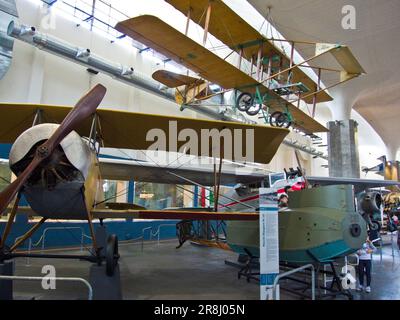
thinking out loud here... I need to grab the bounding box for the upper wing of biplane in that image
[99,157,267,186]
[0,103,288,164]
[116,15,268,91]
[315,43,365,80]
[115,15,328,134]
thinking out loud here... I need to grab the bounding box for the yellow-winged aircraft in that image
[0,84,289,275]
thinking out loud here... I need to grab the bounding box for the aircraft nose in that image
[349,223,361,237]
[342,212,367,250]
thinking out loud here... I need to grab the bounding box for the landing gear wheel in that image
[245,103,262,116]
[0,244,11,263]
[269,111,292,128]
[370,220,381,232]
[106,234,119,276]
[236,92,253,112]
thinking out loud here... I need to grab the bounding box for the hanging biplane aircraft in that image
[0,84,291,275]
[115,0,365,135]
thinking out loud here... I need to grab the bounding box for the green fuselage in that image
[226,185,367,264]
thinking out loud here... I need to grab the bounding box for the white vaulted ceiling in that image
[247,0,400,157]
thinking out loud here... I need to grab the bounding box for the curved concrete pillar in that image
[386,143,399,161]
[328,95,352,121]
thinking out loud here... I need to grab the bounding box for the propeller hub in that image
[37,145,49,158]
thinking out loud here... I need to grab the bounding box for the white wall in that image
[352,110,387,179]
[0,0,191,118]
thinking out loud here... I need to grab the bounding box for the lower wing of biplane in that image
[99,156,268,186]
[115,15,329,135]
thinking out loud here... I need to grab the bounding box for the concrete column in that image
[327,120,360,178]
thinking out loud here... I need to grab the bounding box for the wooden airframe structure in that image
[115,0,365,135]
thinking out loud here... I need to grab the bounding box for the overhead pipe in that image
[7,21,328,160]
[7,21,176,100]
[181,104,256,124]
[7,21,248,123]
[282,139,328,160]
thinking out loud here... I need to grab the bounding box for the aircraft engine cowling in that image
[359,192,383,213]
[8,123,94,219]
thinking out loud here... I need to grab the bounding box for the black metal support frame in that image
[226,256,354,300]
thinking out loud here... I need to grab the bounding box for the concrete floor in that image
[8,237,400,300]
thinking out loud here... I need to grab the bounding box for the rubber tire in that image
[106,234,119,277]
[269,111,292,128]
[370,220,381,232]
[246,103,262,116]
[236,92,253,112]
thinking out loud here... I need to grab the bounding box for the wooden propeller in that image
[0,84,107,214]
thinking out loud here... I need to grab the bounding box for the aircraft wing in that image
[152,70,204,88]
[115,15,328,134]
[3,206,258,220]
[99,157,267,186]
[92,209,258,221]
[0,103,288,164]
[307,176,400,193]
[116,15,267,92]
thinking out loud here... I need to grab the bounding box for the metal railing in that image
[141,226,153,252]
[0,275,93,300]
[15,224,176,257]
[156,224,176,246]
[272,264,315,300]
[140,224,176,251]
[371,237,383,263]
[41,227,85,252]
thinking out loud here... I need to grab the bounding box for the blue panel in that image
[193,185,198,207]
[0,144,11,158]
[0,144,29,206]
[0,218,179,249]
[260,274,278,285]
[127,180,135,203]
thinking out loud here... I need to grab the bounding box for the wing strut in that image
[167,171,256,210]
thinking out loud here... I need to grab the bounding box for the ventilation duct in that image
[0,0,18,80]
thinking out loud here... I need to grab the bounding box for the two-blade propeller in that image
[0,84,107,215]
